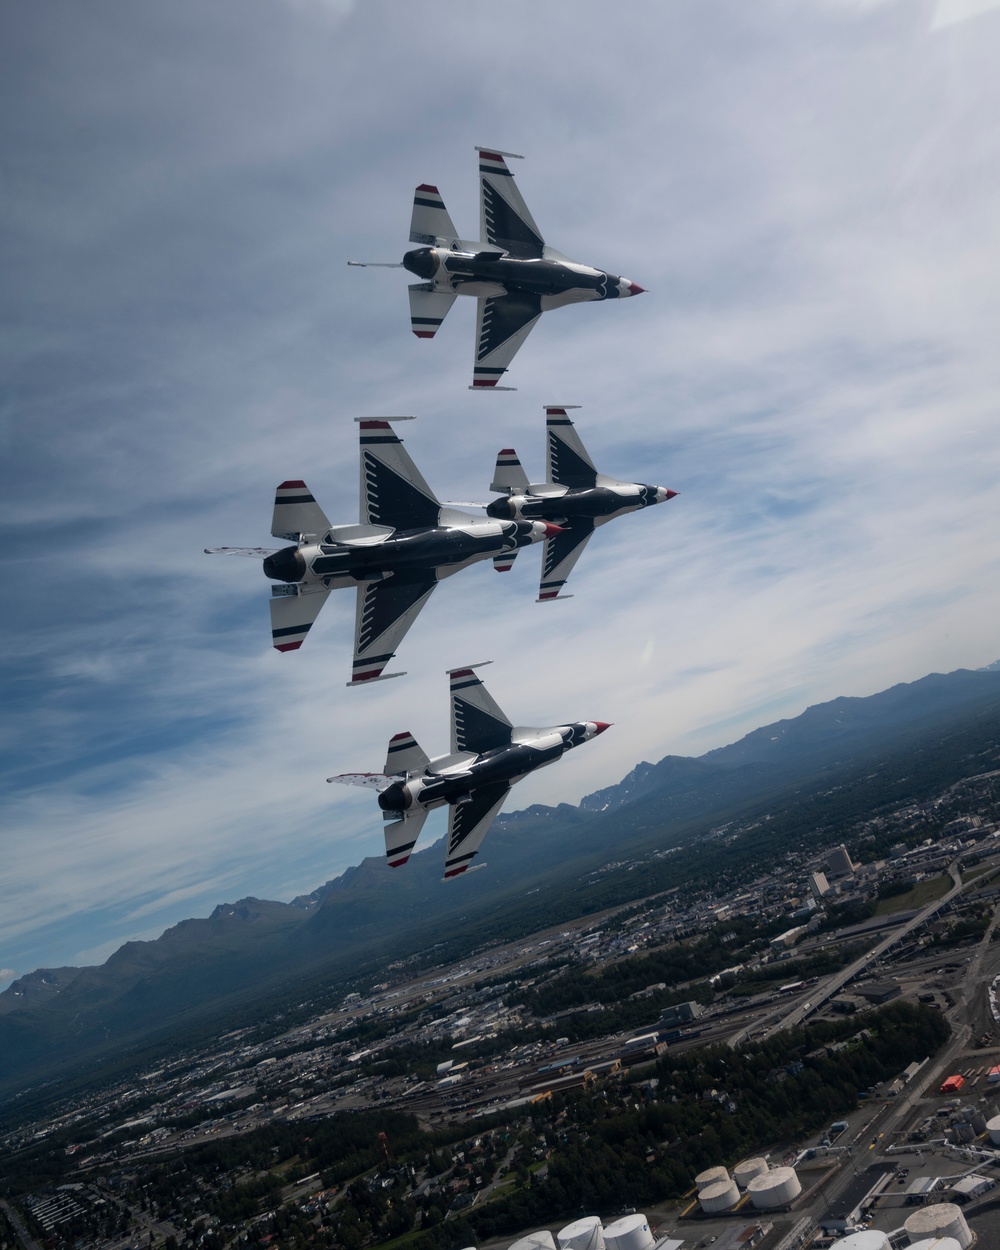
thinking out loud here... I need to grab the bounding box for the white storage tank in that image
[695,1165,731,1191]
[557,1217,606,1250]
[987,1112,1000,1145]
[905,1239,962,1250]
[903,1204,972,1250]
[603,1214,655,1250]
[699,1178,740,1213]
[510,1234,558,1250]
[733,1157,769,1189]
[828,1232,889,1250]
[747,1166,802,1209]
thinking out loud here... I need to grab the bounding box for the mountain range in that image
[3,663,1000,1098]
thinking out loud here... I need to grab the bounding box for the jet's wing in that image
[449,665,512,753]
[444,781,510,878]
[409,183,458,246]
[538,521,596,601]
[384,808,429,869]
[472,293,542,390]
[350,575,436,685]
[546,407,598,489]
[408,282,457,339]
[477,148,544,258]
[271,480,332,541]
[358,419,441,528]
[270,586,332,651]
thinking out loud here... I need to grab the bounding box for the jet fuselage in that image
[263,518,549,588]
[487,484,673,524]
[377,721,605,817]
[403,247,642,306]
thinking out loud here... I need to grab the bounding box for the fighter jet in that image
[206,419,560,685]
[349,147,644,390]
[485,405,678,601]
[328,663,610,878]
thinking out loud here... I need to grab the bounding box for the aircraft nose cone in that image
[591,721,613,735]
[627,282,645,296]
[540,522,566,538]
[660,488,679,502]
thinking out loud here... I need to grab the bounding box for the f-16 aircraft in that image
[206,419,560,685]
[349,147,644,390]
[486,405,678,601]
[328,663,610,878]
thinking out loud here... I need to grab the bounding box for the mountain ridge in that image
[3,662,999,1094]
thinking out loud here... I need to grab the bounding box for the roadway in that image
[730,864,964,1046]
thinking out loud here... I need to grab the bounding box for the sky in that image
[3,0,1000,989]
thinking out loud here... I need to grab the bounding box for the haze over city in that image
[4,0,1000,987]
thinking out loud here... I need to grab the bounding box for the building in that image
[854,982,902,1005]
[820,1165,895,1232]
[810,871,831,899]
[657,1001,703,1029]
[827,845,856,878]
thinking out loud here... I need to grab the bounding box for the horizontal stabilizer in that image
[408,283,457,339]
[384,730,430,775]
[271,480,332,541]
[409,184,458,246]
[492,549,519,573]
[384,808,429,868]
[490,448,529,494]
[269,586,331,651]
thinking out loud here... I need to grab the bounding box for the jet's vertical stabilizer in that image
[490,448,530,494]
[409,184,458,246]
[545,407,597,489]
[271,480,332,541]
[448,663,512,754]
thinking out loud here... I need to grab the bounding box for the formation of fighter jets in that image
[211,148,669,877]
[208,418,560,684]
[350,147,644,390]
[328,663,610,878]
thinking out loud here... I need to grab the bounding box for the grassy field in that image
[874,874,952,916]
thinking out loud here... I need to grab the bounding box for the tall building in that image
[827,845,856,878]
[809,870,831,899]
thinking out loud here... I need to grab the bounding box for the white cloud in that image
[931,0,1000,28]
[3,0,1000,977]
